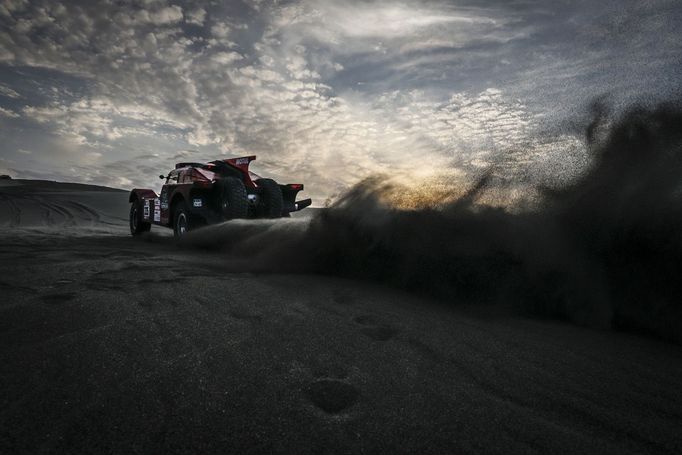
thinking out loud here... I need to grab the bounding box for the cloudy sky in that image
[0,0,679,202]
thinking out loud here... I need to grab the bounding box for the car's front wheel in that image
[173,200,191,239]
[129,201,151,236]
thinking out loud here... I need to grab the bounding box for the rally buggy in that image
[128,156,311,238]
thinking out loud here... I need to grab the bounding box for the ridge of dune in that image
[0,178,126,192]
[0,179,130,230]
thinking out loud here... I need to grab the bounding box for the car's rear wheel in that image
[217,177,248,220]
[129,201,151,235]
[255,178,283,218]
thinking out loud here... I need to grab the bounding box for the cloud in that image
[211,51,243,65]
[149,5,184,25]
[210,21,231,38]
[185,7,206,26]
[0,82,21,98]
[314,3,498,39]
[264,0,527,62]
[21,95,191,153]
[0,106,19,117]
[0,0,678,200]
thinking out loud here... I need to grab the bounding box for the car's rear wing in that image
[204,156,259,188]
[223,156,256,173]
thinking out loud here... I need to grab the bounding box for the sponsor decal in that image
[144,200,150,218]
[235,158,249,165]
[161,202,168,210]
[154,198,160,207]
[154,208,160,222]
[193,198,202,208]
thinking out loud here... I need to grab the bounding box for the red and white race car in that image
[128,156,311,238]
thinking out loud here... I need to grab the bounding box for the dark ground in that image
[1,181,682,453]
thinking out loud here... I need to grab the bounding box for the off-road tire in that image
[255,178,283,218]
[172,199,192,239]
[129,201,151,235]
[216,177,248,220]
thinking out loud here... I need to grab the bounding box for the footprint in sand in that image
[332,289,354,305]
[305,379,360,414]
[353,315,397,341]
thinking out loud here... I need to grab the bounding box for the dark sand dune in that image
[0,179,129,232]
[1,177,682,453]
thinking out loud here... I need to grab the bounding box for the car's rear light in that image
[289,184,303,190]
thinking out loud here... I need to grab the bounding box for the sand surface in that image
[1,180,681,453]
